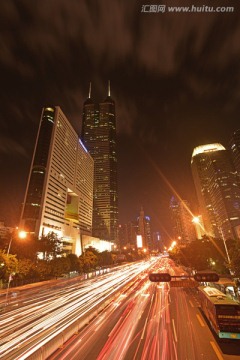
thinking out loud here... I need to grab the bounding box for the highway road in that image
[0,261,155,359]
[49,257,240,360]
[1,257,240,360]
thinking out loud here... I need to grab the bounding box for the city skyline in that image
[0,1,240,243]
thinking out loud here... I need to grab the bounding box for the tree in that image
[0,250,18,283]
[98,250,113,267]
[1,232,38,260]
[35,260,52,280]
[169,239,229,274]
[38,232,62,260]
[50,257,71,278]
[80,250,98,273]
[17,258,36,279]
[67,253,83,273]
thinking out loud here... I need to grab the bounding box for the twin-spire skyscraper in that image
[81,81,118,242]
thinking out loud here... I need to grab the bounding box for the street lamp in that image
[6,229,27,256]
[6,228,18,256]
[5,229,27,307]
[6,235,14,257]
[168,240,177,251]
[218,227,232,271]
[18,230,27,239]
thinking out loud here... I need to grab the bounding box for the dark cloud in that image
[0,0,240,237]
[0,135,27,157]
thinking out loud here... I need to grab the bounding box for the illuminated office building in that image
[191,143,240,240]
[118,221,140,249]
[81,82,118,243]
[20,106,94,255]
[169,197,195,245]
[137,207,152,250]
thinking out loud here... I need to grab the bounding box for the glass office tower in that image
[81,83,118,243]
[191,143,240,240]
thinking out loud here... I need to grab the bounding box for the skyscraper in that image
[169,196,196,245]
[191,143,240,241]
[137,207,152,250]
[81,82,118,243]
[20,106,94,255]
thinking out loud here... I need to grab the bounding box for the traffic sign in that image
[149,273,171,282]
[193,272,219,282]
[170,280,199,288]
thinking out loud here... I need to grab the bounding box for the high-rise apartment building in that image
[152,231,163,252]
[118,222,137,249]
[20,106,94,255]
[191,143,240,241]
[81,82,118,243]
[137,207,152,250]
[169,197,196,245]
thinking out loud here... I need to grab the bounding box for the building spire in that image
[88,82,92,99]
[108,80,110,97]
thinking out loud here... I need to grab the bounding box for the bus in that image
[198,286,240,340]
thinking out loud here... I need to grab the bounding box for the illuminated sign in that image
[137,235,142,248]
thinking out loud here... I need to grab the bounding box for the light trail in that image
[46,257,227,360]
[0,260,156,359]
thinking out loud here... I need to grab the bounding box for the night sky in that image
[0,0,240,243]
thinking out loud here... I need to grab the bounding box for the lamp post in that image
[6,235,14,257]
[5,230,15,307]
[5,230,27,307]
[218,227,231,266]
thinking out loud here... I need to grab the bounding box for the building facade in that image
[169,196,196,245]
[137,207,152,250]
[191,143,240,241]
[19,106,94,255]
[81,83,118,243]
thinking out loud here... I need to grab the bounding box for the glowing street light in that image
[168,240,177,251]
[192,216,200,224]
[192,215,205,239]
[18,230,27,239]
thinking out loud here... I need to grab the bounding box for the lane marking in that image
[172,319,178,342]
[141,293,154,340]
[189,300,194,308]
[210,341,224,360]
[196,314,205,327]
